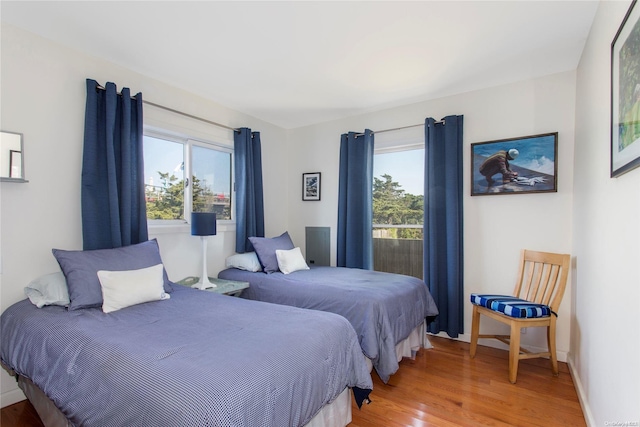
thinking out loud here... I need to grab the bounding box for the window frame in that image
[188,138,234,221]
[143,127,235,231]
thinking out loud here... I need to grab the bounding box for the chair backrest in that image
[513,250,571,312]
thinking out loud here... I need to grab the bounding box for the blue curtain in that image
[424,115,464,338]
[234,128,265,253]
[82,79,147,250]
[337,130,374,269]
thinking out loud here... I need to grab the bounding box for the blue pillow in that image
[53,239,173,311]
[249,232,295,274]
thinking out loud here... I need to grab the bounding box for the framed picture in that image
[302,172,321,201]
[471,132,558,196]
[611,0,640,177]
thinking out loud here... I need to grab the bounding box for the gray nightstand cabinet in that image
[176,277,249,296]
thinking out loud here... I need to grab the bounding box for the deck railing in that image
[373,225,423,280]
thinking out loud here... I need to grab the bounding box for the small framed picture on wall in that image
[302,172,321,201]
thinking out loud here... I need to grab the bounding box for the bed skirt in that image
[18,376,72,427]
[17,375,353,427]
[364,320,431,373]
[303,387,351,427]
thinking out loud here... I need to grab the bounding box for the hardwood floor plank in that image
[1,336,585,426]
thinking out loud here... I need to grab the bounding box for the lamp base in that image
[192,277,217,290]
[192,235,217,290]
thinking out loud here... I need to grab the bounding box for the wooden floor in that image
[350,336,585,427]
[1,336,585,427]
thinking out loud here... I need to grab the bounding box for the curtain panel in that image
[234,128,265,253]
[81,79,147,250]
[423,115,464,338]
[337,130,374,269]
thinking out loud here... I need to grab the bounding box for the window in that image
[143,132,232,222]
[372,147,424,279]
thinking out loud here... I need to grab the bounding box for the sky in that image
[144,136,230,194]
[374,149,424,196]
[143,136,183,187]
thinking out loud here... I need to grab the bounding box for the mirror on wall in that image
[1,131,27,182]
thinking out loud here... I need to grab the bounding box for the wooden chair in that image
[469,249,571,383]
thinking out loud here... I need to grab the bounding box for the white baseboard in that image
[567,356,595,427]
[428,332,568,362]
[1,387,26,408]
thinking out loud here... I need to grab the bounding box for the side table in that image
[176,276,249,296]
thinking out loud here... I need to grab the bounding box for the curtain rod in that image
[94,85,239,133]
[143,100,239,132]
[354,119,445,138]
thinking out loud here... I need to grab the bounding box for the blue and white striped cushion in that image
[470,294,551,318]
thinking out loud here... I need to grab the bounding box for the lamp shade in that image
[191,212,217,236]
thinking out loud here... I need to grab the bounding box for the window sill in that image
[148,221,236,235]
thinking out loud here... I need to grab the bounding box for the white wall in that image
[0,24,289,405]
[572,1,640,425]
[288,71,576,358]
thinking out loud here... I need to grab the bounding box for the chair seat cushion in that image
[470,294,551,318]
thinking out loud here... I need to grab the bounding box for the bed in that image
[0,240,373,427]
[218,234,439,383]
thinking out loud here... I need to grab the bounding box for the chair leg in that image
[548,321,559,376]
[470,306,480,358]
[509,322,521,384]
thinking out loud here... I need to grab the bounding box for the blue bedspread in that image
[218,266,439,383]
[0,285,372,427]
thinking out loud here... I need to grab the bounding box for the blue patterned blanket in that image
[1,285,372,426]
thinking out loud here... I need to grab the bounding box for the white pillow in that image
[275,247,310,274]
[97,264,169,313]
[24,272,70,308]
[225,252,262,272]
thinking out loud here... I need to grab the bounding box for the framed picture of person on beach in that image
[471,132,558,196]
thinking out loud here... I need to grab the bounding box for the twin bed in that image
[0,240,373,427]
[1,234,439,426]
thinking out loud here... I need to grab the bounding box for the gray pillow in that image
[52,239,173,311]
[24,272,70,308]
[249,232,295,274]
[225,252,262,272]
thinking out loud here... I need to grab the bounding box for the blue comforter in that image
[218,266,439,383]
[0,285,372,427]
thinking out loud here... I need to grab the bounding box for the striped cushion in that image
[470,294,551,318]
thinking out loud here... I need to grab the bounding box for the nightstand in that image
[176,276,249,296]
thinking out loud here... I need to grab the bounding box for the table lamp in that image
[191,212,217,289]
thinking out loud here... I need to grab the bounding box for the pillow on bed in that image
[275,247,310,274]
[225,252,262,272]
[52,239,173,311]
[24,272,71,308]
[97,264,169,313]
[249,231,295,273]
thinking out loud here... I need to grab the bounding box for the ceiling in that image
[1,1,599,129]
